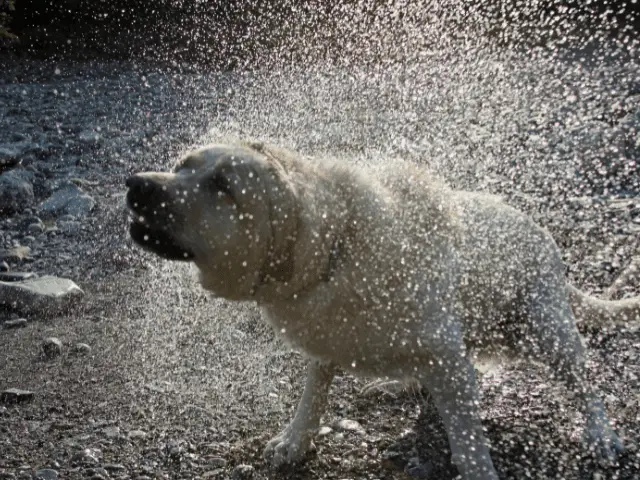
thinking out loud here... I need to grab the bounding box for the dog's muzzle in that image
[126,174,194,261]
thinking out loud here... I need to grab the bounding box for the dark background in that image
[2,1,640,67]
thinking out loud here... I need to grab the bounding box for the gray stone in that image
[102,426,121,438]
[0,272,38,282]
[71,342,91,355]
[334,418,366,435]
[33,469,58,480]
[3,318,27,329]
[27,222,45,235]
[0,246,31,263]
[230,465,255,480]
[58,220,82,236]
[71,448,102,466]
[38,183,95,219]
[0,261,8,272]
[0,143,28,167]
[128,429,147,440]
[102,464,126,473]
[42,337,62,359]
[18,215,43,231]
[206,457,227,468]
[0,388,34,404]
[78,130,103,147]
[0,170,35,215]
[0,275,84,315]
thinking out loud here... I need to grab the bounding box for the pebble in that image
[0,261,8,272]
[0,245,31,262]
[128,429,147,440]
[0,271,37,282]
[33,469,58,480]
[3,318,27,329]
[230,464,255,480]
[206,457,227,468]
[71,448,102,465]
[84,467,110,479]
[0,275,84,315]
[0,388,34,404]
[317,426,333,436]
[102,464,126,473]
[42,337,63,359]
[102,426,121,438]
[71,342,92,355]
[334,418,366,435]
[201,470,224,479]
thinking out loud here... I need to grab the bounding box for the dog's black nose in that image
[126,174,145,189]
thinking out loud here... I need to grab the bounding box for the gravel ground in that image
[1,37,640,480]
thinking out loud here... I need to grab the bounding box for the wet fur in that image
[127,140,638,480]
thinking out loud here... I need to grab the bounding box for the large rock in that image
[0,170,35,216]
[38,183,95,219]
[0,275,84,315]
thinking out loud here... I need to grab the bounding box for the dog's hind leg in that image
[525,283,624,461]
[264,359,334,466]
[417,320,499,480]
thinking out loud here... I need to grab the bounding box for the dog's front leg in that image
[264,359,334,466]
[418,325,499,480]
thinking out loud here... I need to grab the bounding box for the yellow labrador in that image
[126,140,637,480]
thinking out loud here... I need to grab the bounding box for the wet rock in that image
[102,426,121,438]
[42,337,63,359]
[57,219,82,236]
[0,271,38,282]
[0,246,31,263]
[38,183,95,219]
[27,222,45,235]
[0,143,27,172]
[128,430,147,440]
[0,275,84,315]
[84,467,109,479]
[0,170,35,215]
[71,342,91,355]
[334,418,366,435]
[206,457,227,468]
[0,261,8,272]
[33,469,58,480]
[202,470,224,479]
[3,318,27,329]
[230,464,255,480]
[102,464,126,474]
[404,457,433,479]
[0,388,34,404]
[71,448,102,466]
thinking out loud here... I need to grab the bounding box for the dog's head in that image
[126,142,299,298]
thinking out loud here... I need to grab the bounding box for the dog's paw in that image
[263,427,313,467]
[584,423,625,463]
[360,378,421,397]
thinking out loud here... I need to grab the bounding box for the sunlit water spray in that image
[118,0,639,461]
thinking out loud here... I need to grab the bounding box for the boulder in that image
[0,170,35,216]
[38,183,95,219]
[0,275,84,315]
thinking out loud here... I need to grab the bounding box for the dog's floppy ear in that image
[257,147,300,285]
[260,235,296,283]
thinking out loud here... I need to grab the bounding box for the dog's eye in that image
[211,172,235,204]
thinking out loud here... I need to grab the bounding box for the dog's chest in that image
[261,277,433,375]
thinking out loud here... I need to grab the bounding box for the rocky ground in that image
[0,40,640,480]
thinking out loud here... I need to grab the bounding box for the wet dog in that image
[126,140,637,480]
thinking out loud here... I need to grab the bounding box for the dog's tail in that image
[569,284,640,329]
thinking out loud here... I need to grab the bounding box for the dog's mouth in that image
[128,213,195,262]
